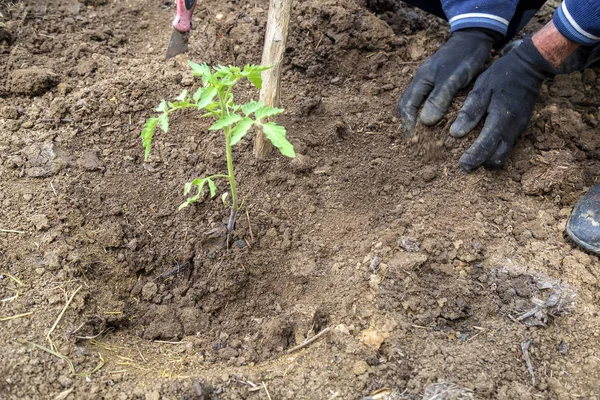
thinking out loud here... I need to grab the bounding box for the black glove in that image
[450,35,557,172]
[398,28,500,135]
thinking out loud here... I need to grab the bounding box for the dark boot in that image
[567,184,600,254]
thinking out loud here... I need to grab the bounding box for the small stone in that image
[398,237,419,252]
[558,341,568,355]
[145,392,160,400]
[141,282,158,301]
[8,67,60,96]
[58,375,73,387]
[78,151,103,171]
[30,214,50,231]
[23,193,33,202]
[234,239,246,249]
[218,347,239,360]
[352,360,369,376]
[21,121,34,129]
[335,324,350,335]
[76,60,97,76]
[289,154,315,173]
[359,328,385,349]
[216,13,224,20]
[583,68,596,84]
[369,256,380,271]
[1,106,18,120]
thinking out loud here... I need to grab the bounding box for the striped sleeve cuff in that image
[553,0,600,46]
[449,13,510,35]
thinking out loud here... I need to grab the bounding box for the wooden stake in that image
[253,0,293,159]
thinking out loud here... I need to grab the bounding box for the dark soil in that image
[1,0,600,399]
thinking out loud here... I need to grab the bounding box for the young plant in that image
[141,63,295,232]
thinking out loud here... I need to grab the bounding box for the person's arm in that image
[441,0,520,36]
[552,0,600,46]
[532,20,580,67]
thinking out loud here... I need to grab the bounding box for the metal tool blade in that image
[165,29,190,59]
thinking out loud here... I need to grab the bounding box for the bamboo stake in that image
[253,0,293,159]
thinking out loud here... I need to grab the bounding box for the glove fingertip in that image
[458,153,480,173]
[449,115,470,138]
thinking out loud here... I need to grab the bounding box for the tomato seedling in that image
[141,63,295,232]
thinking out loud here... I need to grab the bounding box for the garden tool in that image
[165,0,197,59]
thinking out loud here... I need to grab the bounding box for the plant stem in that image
[225,127,238,232]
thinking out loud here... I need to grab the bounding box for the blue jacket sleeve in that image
[553,0,600,45]
[441,0,520,36]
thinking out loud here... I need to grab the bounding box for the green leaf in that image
[242,65,271,89]
[241,100,263,116]
[141,117,159,161]
[207,179,217,198]
[156,100,168,113]
[179,178,209,210]
[221,192,229,205]
[183,181,193,196]
[188,61,212,85]
[158,113,168,134]
[197,86,218,110]
[230,117,254,146]
[192,87,204,103]
[255,105,285,121]
[261,122,295,158]
[176,89,189,102]
[209,114,243,131]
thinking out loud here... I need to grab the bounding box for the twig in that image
[158,261,190,280]
[0,229,26,234]
[246,209,254,242]
[153,340,186,345]
[20,339,75,375]
[46,285,82,341]
[287,327,330,354]
[50,179,57,196]
[521,339,536,385]
[1,290,18,303]
[136,344,147,363]
[3,272,25,286]
[0,311,33,321]
[262,382,272,400]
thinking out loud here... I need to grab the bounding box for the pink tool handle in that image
[172,0,197,32]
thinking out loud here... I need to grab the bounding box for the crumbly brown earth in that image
[1,0,600,399]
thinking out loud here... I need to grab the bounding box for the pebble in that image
[145,392,160,400]
[398,237,419,252]
[369,256,380,272]
[352,360,369,376]
[141,282,158,301]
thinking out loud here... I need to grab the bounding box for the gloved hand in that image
[398,28,500,135]
[450,35,557,172]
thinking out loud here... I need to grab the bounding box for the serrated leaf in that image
[192,87,204,103]
[141,117,159,161]
[242,100,263,116]
[255,105,285,121]
[197,86,218,110]
[243,65,270,89]
[176,89,189,102]
[231,117,253,146]
[158,113,168,134]
[188,61,212,85]
[156,100,168,113]
[261,122,295,158]
[209,114,243,131]
[207,179,216,198]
